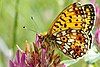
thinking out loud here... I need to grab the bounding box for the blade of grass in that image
[13,0,19,53]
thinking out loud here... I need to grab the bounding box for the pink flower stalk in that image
[95,28,100,47]
[9,34,66,67]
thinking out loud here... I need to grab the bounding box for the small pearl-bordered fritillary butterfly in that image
[42,2,95,59]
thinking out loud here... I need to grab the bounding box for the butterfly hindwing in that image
[54,29,91,59]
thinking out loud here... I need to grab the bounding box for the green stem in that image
[13,0,19,53]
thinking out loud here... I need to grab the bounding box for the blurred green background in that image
[0,0,100,67]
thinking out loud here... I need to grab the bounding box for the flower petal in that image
[9,60,14,67]
[95,28,100,44]
[41,49,46,64]
[96,5,100,17]
[16,50,20,63]
[21,53,26,67]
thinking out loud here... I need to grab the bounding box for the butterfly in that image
[42,2,95,59]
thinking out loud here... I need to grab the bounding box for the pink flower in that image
[9,34,66,67]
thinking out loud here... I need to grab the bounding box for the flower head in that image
[9,34,66,67]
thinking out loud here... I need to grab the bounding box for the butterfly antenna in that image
[23,26,37,33]
[22,16,39,34]
[30,16,39,33]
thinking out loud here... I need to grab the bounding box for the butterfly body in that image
[43,2,95,59]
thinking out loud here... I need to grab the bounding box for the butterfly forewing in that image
[48,3,95,35]
[48,2,84,35]
[81,4,95,34]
